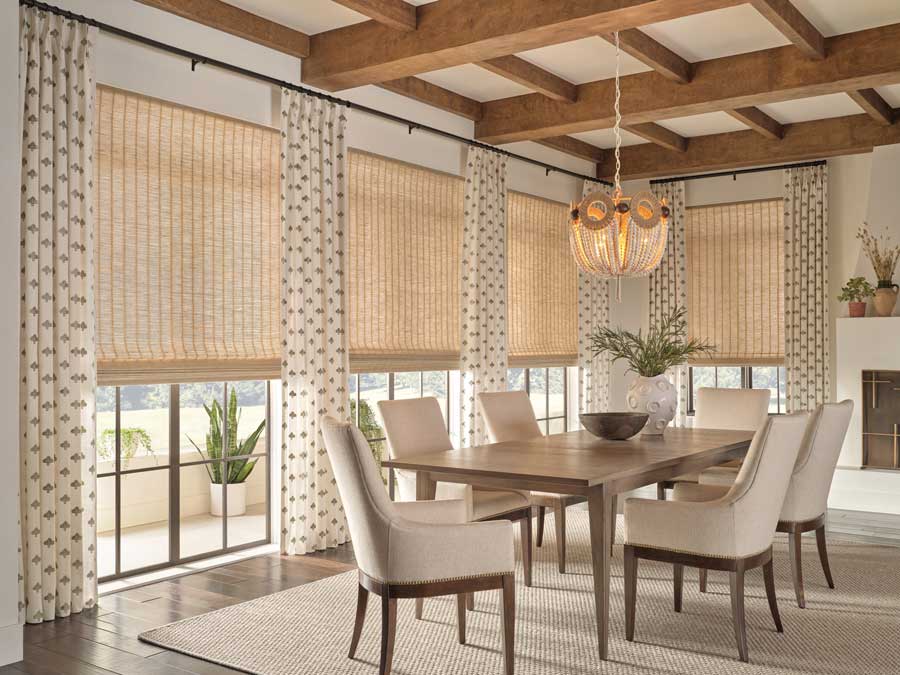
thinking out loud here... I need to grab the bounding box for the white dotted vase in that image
[627,374,677,435]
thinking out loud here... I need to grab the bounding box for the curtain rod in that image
[649,159,827,185]
[20,0,613,187]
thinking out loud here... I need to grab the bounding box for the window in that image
[688,366,787,415]
[509,367,569,434]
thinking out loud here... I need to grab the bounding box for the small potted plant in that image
[837,276,874,317]
[589,306,714,434]
[858,224,900,316]
[188,389,265,517]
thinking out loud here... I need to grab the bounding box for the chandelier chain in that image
[613,31,622,194]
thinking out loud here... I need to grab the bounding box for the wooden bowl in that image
[579,412,648,440]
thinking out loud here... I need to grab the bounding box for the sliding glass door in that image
[97,381,272,582]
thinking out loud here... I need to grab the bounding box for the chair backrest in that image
[378,397,452,501]
[478,390,542,443]
[321,416,396,581]
[694,387,770,431]
[781,400,853,522]
[725,412,810,555]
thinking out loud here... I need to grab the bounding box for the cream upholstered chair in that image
[694,400,853,607]
[478,390,614,572]
[624,412,809,662]
[657,387,770,499]
[378,397,534,598]
[322,416,516,675]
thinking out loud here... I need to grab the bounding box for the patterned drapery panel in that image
[18,6,98,623]
[459,147,509,447]
[649,181,689,427]
[783,165,830,412]
[279,90,350,555]
[577,180,611,415]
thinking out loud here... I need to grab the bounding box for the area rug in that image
[139,511,900,674]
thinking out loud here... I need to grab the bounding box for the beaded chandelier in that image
[569,32,669,299]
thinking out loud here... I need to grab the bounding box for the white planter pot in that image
[627,374,677,435]
[210,482,247,517]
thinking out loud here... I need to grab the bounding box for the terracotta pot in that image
[848,301,867,317]
[873,280,899,317]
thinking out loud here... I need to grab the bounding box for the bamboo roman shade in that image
[347,150,463,372]
[685,199,784,365]
[94,86,281,384]
[507,192,578,366]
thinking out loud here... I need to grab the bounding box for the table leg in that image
[415,471,436,501]
[587,485,612,660]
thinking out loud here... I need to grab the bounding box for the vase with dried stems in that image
[858,224,900,317]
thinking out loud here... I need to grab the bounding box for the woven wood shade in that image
[94,86,281,384]
[685,199,784,366]
[507,191,578,366]
[347,150,463,372]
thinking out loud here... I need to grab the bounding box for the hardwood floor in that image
[9,508,900,674]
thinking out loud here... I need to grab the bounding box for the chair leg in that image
[699,568,708,593]
[520,513,533,587]
[815,525,835,589]
[379,594,397,675]
[763,557,784,633]
[456,593,467,644]
[348,584,369,659]
[788,526,806,609]
[609,496,617,556]
[466,592,475,611]
[729,567,749,663]
[554,500,566,574]
[657,483,667,500]
[414,597,424,619]
[535,506,545,548]
[673,563,684,613]
[500,574,516,675]
[624,545,638,642]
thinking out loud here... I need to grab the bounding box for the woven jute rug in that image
[140,511,900,674]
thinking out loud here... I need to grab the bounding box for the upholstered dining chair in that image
[478,390,615,572]
[694,400,853,607]
[378,397,534,612]
[624,412,810,662]
[657,387,770,499]
[322,416,517,675]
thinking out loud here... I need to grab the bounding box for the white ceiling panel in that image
[791,0,900,36]
[516,37,650,85]
[570,128,647,149]
[641,5,789,63]
[657,112,748,137]
[226,0,436,35]
[418,64,533,102]
[757,93,865,124]
[876,85,900,109]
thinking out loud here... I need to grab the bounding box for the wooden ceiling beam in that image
[726,107,785,140]
[596,112,900,180]
[331,0,417,32]
[475,23,900,144]
[377,77,484,121]
[302,0,744,90]
[749,0,825,60]
[848,89,895,126]
[534,136,605,163]
[623,122,688,152]
[477,56,578,103]
[602,29,692,84]
[135,0,309,58]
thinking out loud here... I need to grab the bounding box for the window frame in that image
[687,365,786,415]
[521,367,569,435]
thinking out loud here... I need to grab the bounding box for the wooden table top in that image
[382,427,754,490]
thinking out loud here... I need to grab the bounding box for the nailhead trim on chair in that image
[377,570,517,585]
[625,542,770,561]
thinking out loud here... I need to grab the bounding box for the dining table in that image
[381,426,755,660]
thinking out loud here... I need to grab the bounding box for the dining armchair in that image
[624,412,809,662]
[478,390,612,572]
[378,397,534,611]
[694,400,853,607]
[322,416,517,675]
[657,387,770,499]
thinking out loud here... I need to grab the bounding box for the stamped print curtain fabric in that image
[577,180,611,414]
[783,165,830,412]
[460,147,509,447]
[279,90,350,555]
[649,181,689,427]
[18,7,98,623]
